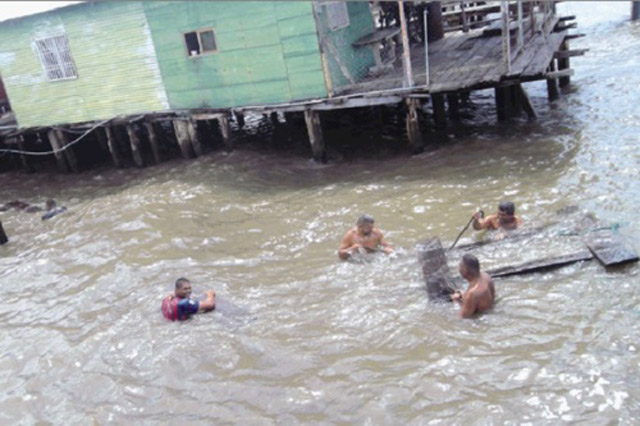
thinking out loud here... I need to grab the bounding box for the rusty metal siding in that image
[0,1,168,128]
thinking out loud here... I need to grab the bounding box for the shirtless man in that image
[451,254,495,318]
[472,201,523,231]
[161,277,216,321]
[338,214,393,261]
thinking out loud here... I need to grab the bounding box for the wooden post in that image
[398,1,414,88]
[633,2,640,20]
[16,136,33,172]
[143,121,161,164]
[426,1,444,41]
[186,119,203,157]
[270,112,280,127]
[47,129,69,173]
[218,115,233,151]
[501,0,511,74]
[126,125,144,167]
[514,83,537,120]
[447,93,460,120]
[304,109,326,163]
[495,86,510,122]
[509,85,523,117]
[0,220,8,245]
[172,119,193,159]
[405,98,424,153]
[104,126,122,168]
[95,126,110,155]
[546,61,560,102]
[557,39,571,88]
[431,93,447,128]
[233,111,245,129]
[56,129,78,173]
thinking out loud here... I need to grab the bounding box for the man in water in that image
[161,277,216,321]
[472,201,523,231]
[41,199,67,221]
[338,214,393,260]
[451,254,495,318]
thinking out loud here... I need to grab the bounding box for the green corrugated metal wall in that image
[0,1,168,128]
[142,1,327,109]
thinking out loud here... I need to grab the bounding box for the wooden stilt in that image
[126,125,144,167]
[557,40,571,88]
[218,115,233,151]
[47,129,69,173]
[459,90,471,105]
[304,109,326,163]
[233,111,245,129]
[514,83,538,120]
[633,2,640,20]
[509,85,523,117]
[546,61,560,102]
[95,126,110,155]
[495,86,510,122]
[16,136,33,172]
[56,129,79,172]
[447,93,460,120]
[431,93,447,129]
[186,119,203,157]
[143,121,161,164]
[405,98,424,153]
[172,119,193,159]
[270,111,280,126]
[0,220,8,245]
[104,126,122,168]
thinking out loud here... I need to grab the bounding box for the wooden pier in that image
[0,1,585,172]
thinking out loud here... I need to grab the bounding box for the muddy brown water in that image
[1,3,639,424]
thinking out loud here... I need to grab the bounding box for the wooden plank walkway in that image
[339,17,567,95]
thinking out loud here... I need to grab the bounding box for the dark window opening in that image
[184,29,217,57]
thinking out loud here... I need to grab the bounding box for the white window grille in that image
[326,2,350,31]
[34,34,77,81]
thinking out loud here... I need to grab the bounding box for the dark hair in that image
[175,277,191,289]
[46,199,56,209]
[356,214,375,226]
[462,254,480,275]
[498,201,515,216]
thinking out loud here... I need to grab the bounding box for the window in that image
[326,2,350,31]
[184,28,217,57]
[34,34,77,81]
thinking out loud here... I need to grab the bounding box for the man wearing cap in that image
[472,201,523,232]
[338,214,393,260]
[161,277,216,321]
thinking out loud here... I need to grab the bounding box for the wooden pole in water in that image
[0,220,8,245]
[104,126,122,168]
[447,93,460,120]
[546,61,560,102]
[172,119,193,159]
[557,39,571,88]
[304,109,326,163]
[514,83,537,120]
[47,129,69,173]
[16,135,33,172]
[398,1,414,88]
[495,85,509,122]
[431,93,447,128]
[143,121,161,164]
[633,2,640,20]
[405,98,424,153]
[56,129,79,172]
[126,125,144,167]
[186,119,203,157]
[218,114,233,151]
[233,111,245,129]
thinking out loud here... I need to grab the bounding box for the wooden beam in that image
[172,119,193,159]
[431,93,447,129]
[546,61,560,102]
[144,121,161,164]
[126,125,144,167]
[233,111,245,129]
[586,231,639,267]
[47,129,69,173]
[186,119,203,157]
[405,98,424,153]
[514,83,538,120]
[633,2,640,21]
[56,129,79,173]
[545,69,574,79]
[554,48,588,59]
[218,115,232,151]
[16,136,33,172]
[565,33,585,40]
[104,126,122,168]
[304,109,326,163]
[488,251,594,278]
[447,93,460,120]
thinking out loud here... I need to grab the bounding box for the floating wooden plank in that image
[416,237,457,301]
[487,251,594,278]
[585,231,639,267]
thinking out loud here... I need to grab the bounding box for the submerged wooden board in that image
[487,251,594,278]
[585,231,639,267]
[416,237,457,301]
